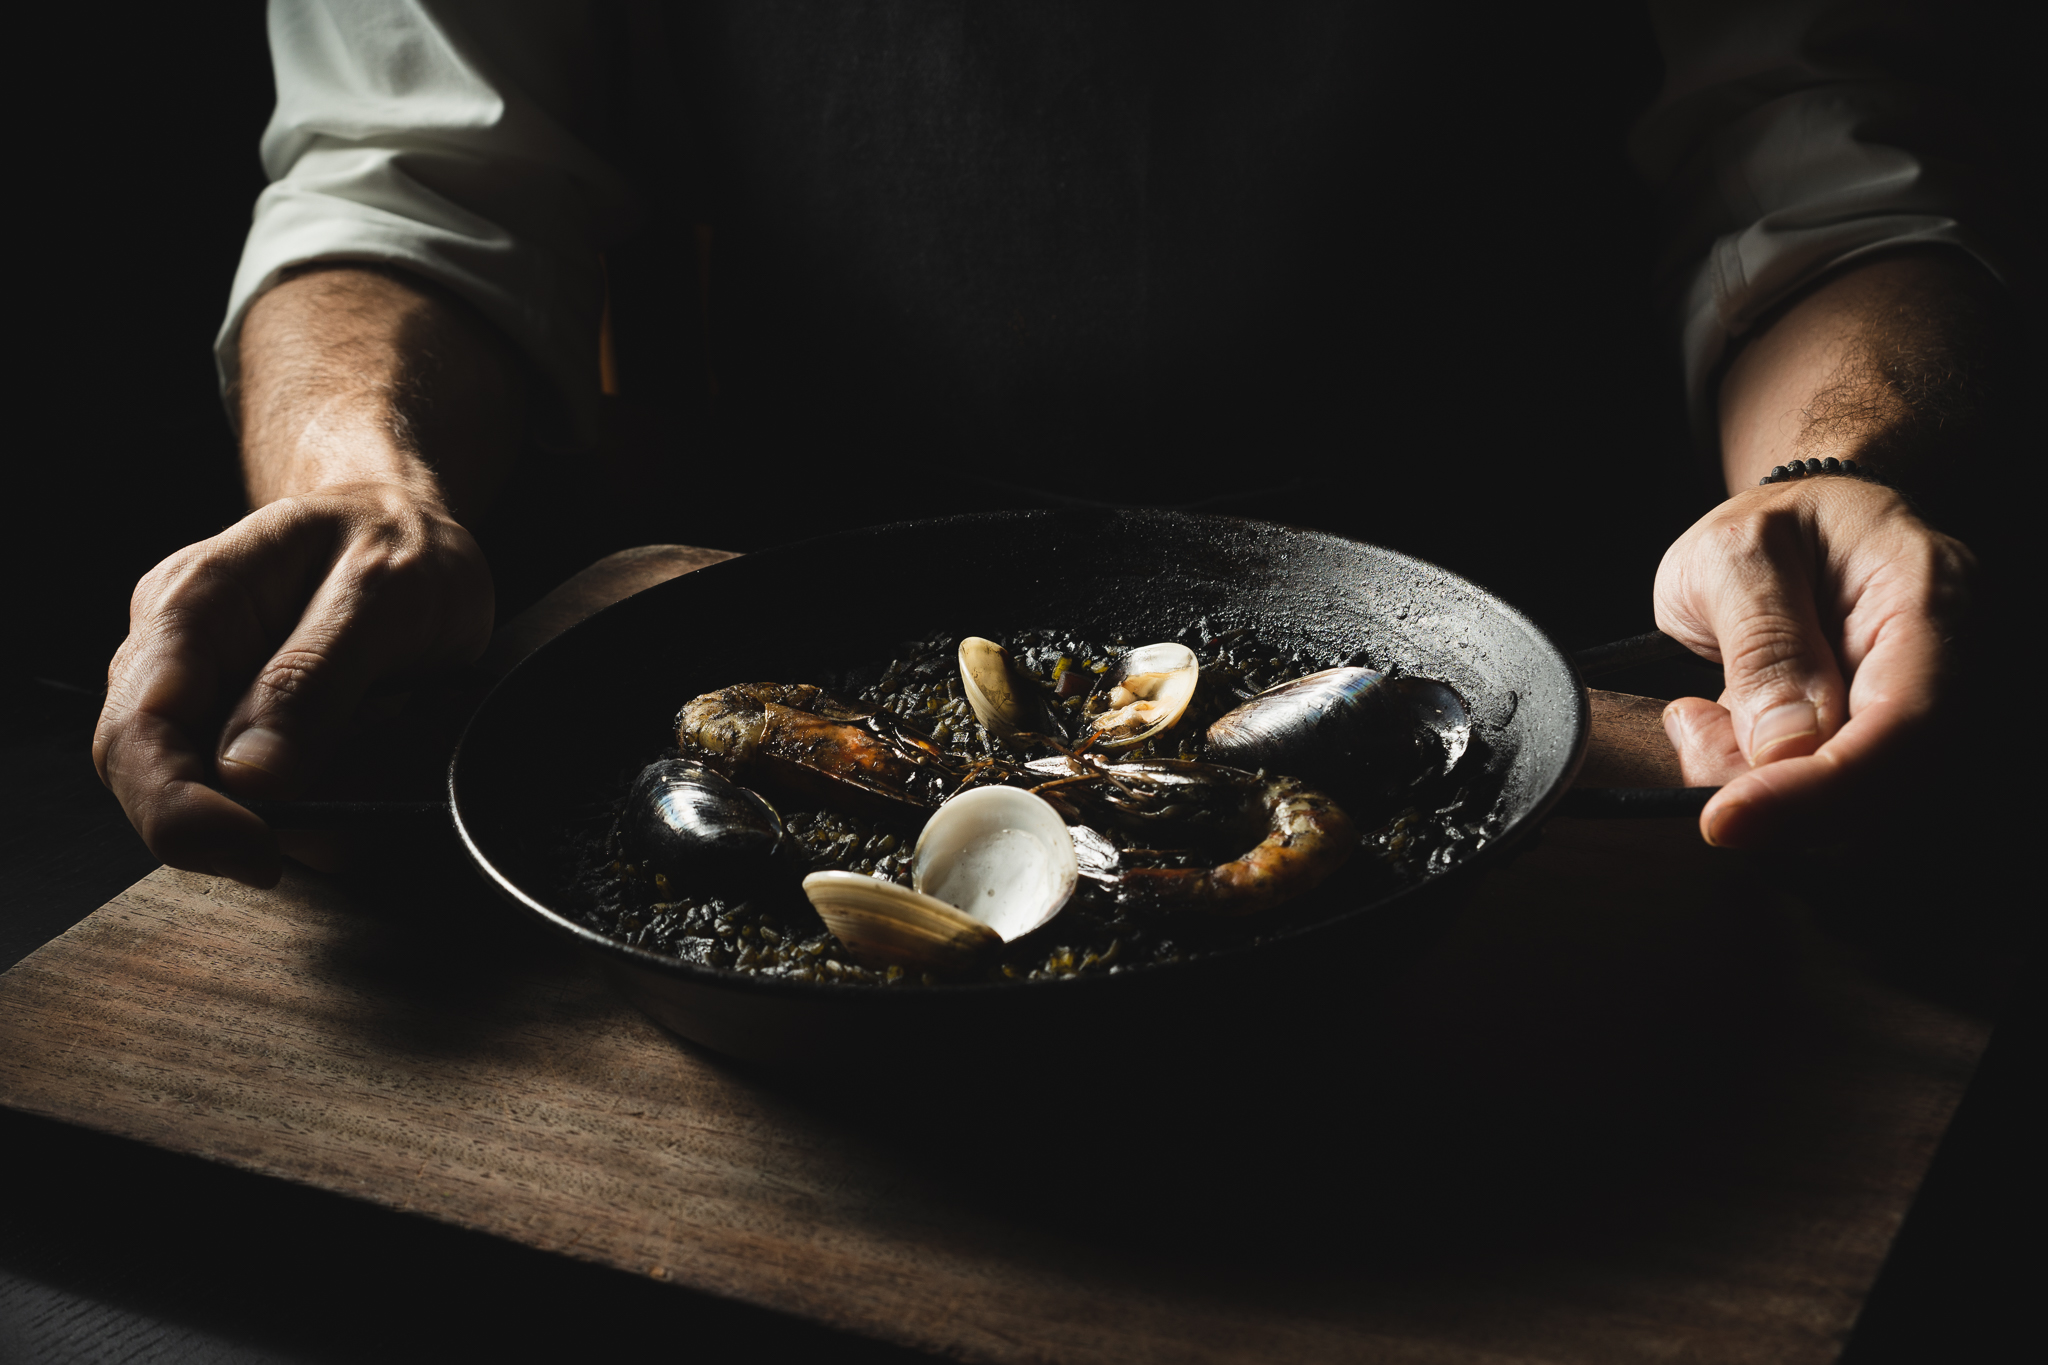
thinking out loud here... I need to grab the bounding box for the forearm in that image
[236,264,526,523]
[1716,252,2012,496]
[1656,249,2004,846]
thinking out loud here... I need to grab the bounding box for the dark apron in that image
[595,1,1678,646]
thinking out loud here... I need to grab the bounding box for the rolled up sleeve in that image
[1631,0,2022,442]
[220,0,639,447]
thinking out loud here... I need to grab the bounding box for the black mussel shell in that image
[1204,668,1470,799]
[1392,678,1471,778]
[622,759,790,896]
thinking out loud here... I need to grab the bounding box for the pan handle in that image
[1554,786,1716,818]
[1565,631,1721,817]
[213,793,450,834]
[1573,629,1691,679]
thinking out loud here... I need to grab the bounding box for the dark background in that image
[9,0,1719,687]
[3,3,2030,1362]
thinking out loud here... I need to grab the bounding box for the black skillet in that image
[359,508,1699,1074]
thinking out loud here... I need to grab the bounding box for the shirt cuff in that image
[216,142,608,452]
[1666,84,2011,445]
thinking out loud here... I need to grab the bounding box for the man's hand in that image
[1654,477,1972,846]
[93,483,493,886]
[95,265,525,884]
[1651,252,2002,847]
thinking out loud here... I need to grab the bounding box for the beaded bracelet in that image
[1759,456,1889,487]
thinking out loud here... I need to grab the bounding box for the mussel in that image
[803,785,1078,970]
[1204,667,1470,797]
[620,759,791,897]
[1085,643,1200,748]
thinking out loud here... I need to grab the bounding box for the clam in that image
[803,785,1078,970]
[621,759,790,897]
[1204,667,1470,796]
[957,636,1050,745]
[1085,643,1200,748]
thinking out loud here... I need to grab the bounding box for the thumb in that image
[1658,511,1847,770]
[1718,605,1845,773]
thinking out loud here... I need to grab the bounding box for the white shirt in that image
[223,0,2014,452]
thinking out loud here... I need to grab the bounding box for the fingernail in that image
[221,726,292,777]
[1703,798,1747,847]
[1661,703,1686,746]
[1749,701,1819,765]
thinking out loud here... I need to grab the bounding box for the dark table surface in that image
[1,657,2034,1364]
[15,3,2038,1355]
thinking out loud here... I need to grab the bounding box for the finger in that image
[107,744,283,887]
[1699,698,1926,849]
[95,555,287,885]
[1701,583,1950,849]
[1657,499,1847,769]
[215,529,491,797]
[1660,697,1747,788]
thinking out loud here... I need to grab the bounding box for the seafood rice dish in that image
[577,626,1505,986]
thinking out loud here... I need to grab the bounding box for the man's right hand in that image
[93,481,494,887]
[93,263,526,885]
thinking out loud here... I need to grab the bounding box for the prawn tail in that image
[1114,783,1358,918]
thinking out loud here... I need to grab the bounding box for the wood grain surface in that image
[0,548,1990,1363]
[1580,690,1687,788]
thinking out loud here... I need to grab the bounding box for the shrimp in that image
[1027,758,1356,917]
[678,683,958,818]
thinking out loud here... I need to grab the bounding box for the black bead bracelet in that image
[1759,456,1889,487]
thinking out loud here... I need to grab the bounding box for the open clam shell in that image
[804,786,1079,971]
[911,785,1078,940]
[1086,642,1200,749]
[801,873,1001,970]
[957,636,1047,746]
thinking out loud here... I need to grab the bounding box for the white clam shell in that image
[804,786,1079,970]
[912,784,1078,942]
[957,636,1039,743]
[1088,642,1199,748]
[801,872,1000,969]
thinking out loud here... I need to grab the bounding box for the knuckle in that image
[89,721,120,786]
[1652,611,1717,659]
[1929,534,1977,582]
[1713,514,1769,560]
[251,646,337,706]
[130,546,213,615]
[344,541,438,610]
[1723,617,1815,685]
[132,555,245,628]
[1711,504,1800,564]
[131,597,238,666]
[143,598,212,639]
[378,536,436,580]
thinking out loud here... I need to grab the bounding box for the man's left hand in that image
[1653,475,1973,847]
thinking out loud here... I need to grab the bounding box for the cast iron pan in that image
[427,509,1692,1074]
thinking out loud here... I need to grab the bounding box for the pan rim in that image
[449,509,1592,1001]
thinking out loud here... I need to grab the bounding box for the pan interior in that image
[452,510,1586,975]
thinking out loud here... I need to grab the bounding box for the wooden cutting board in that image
[0,548,1991,1364]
